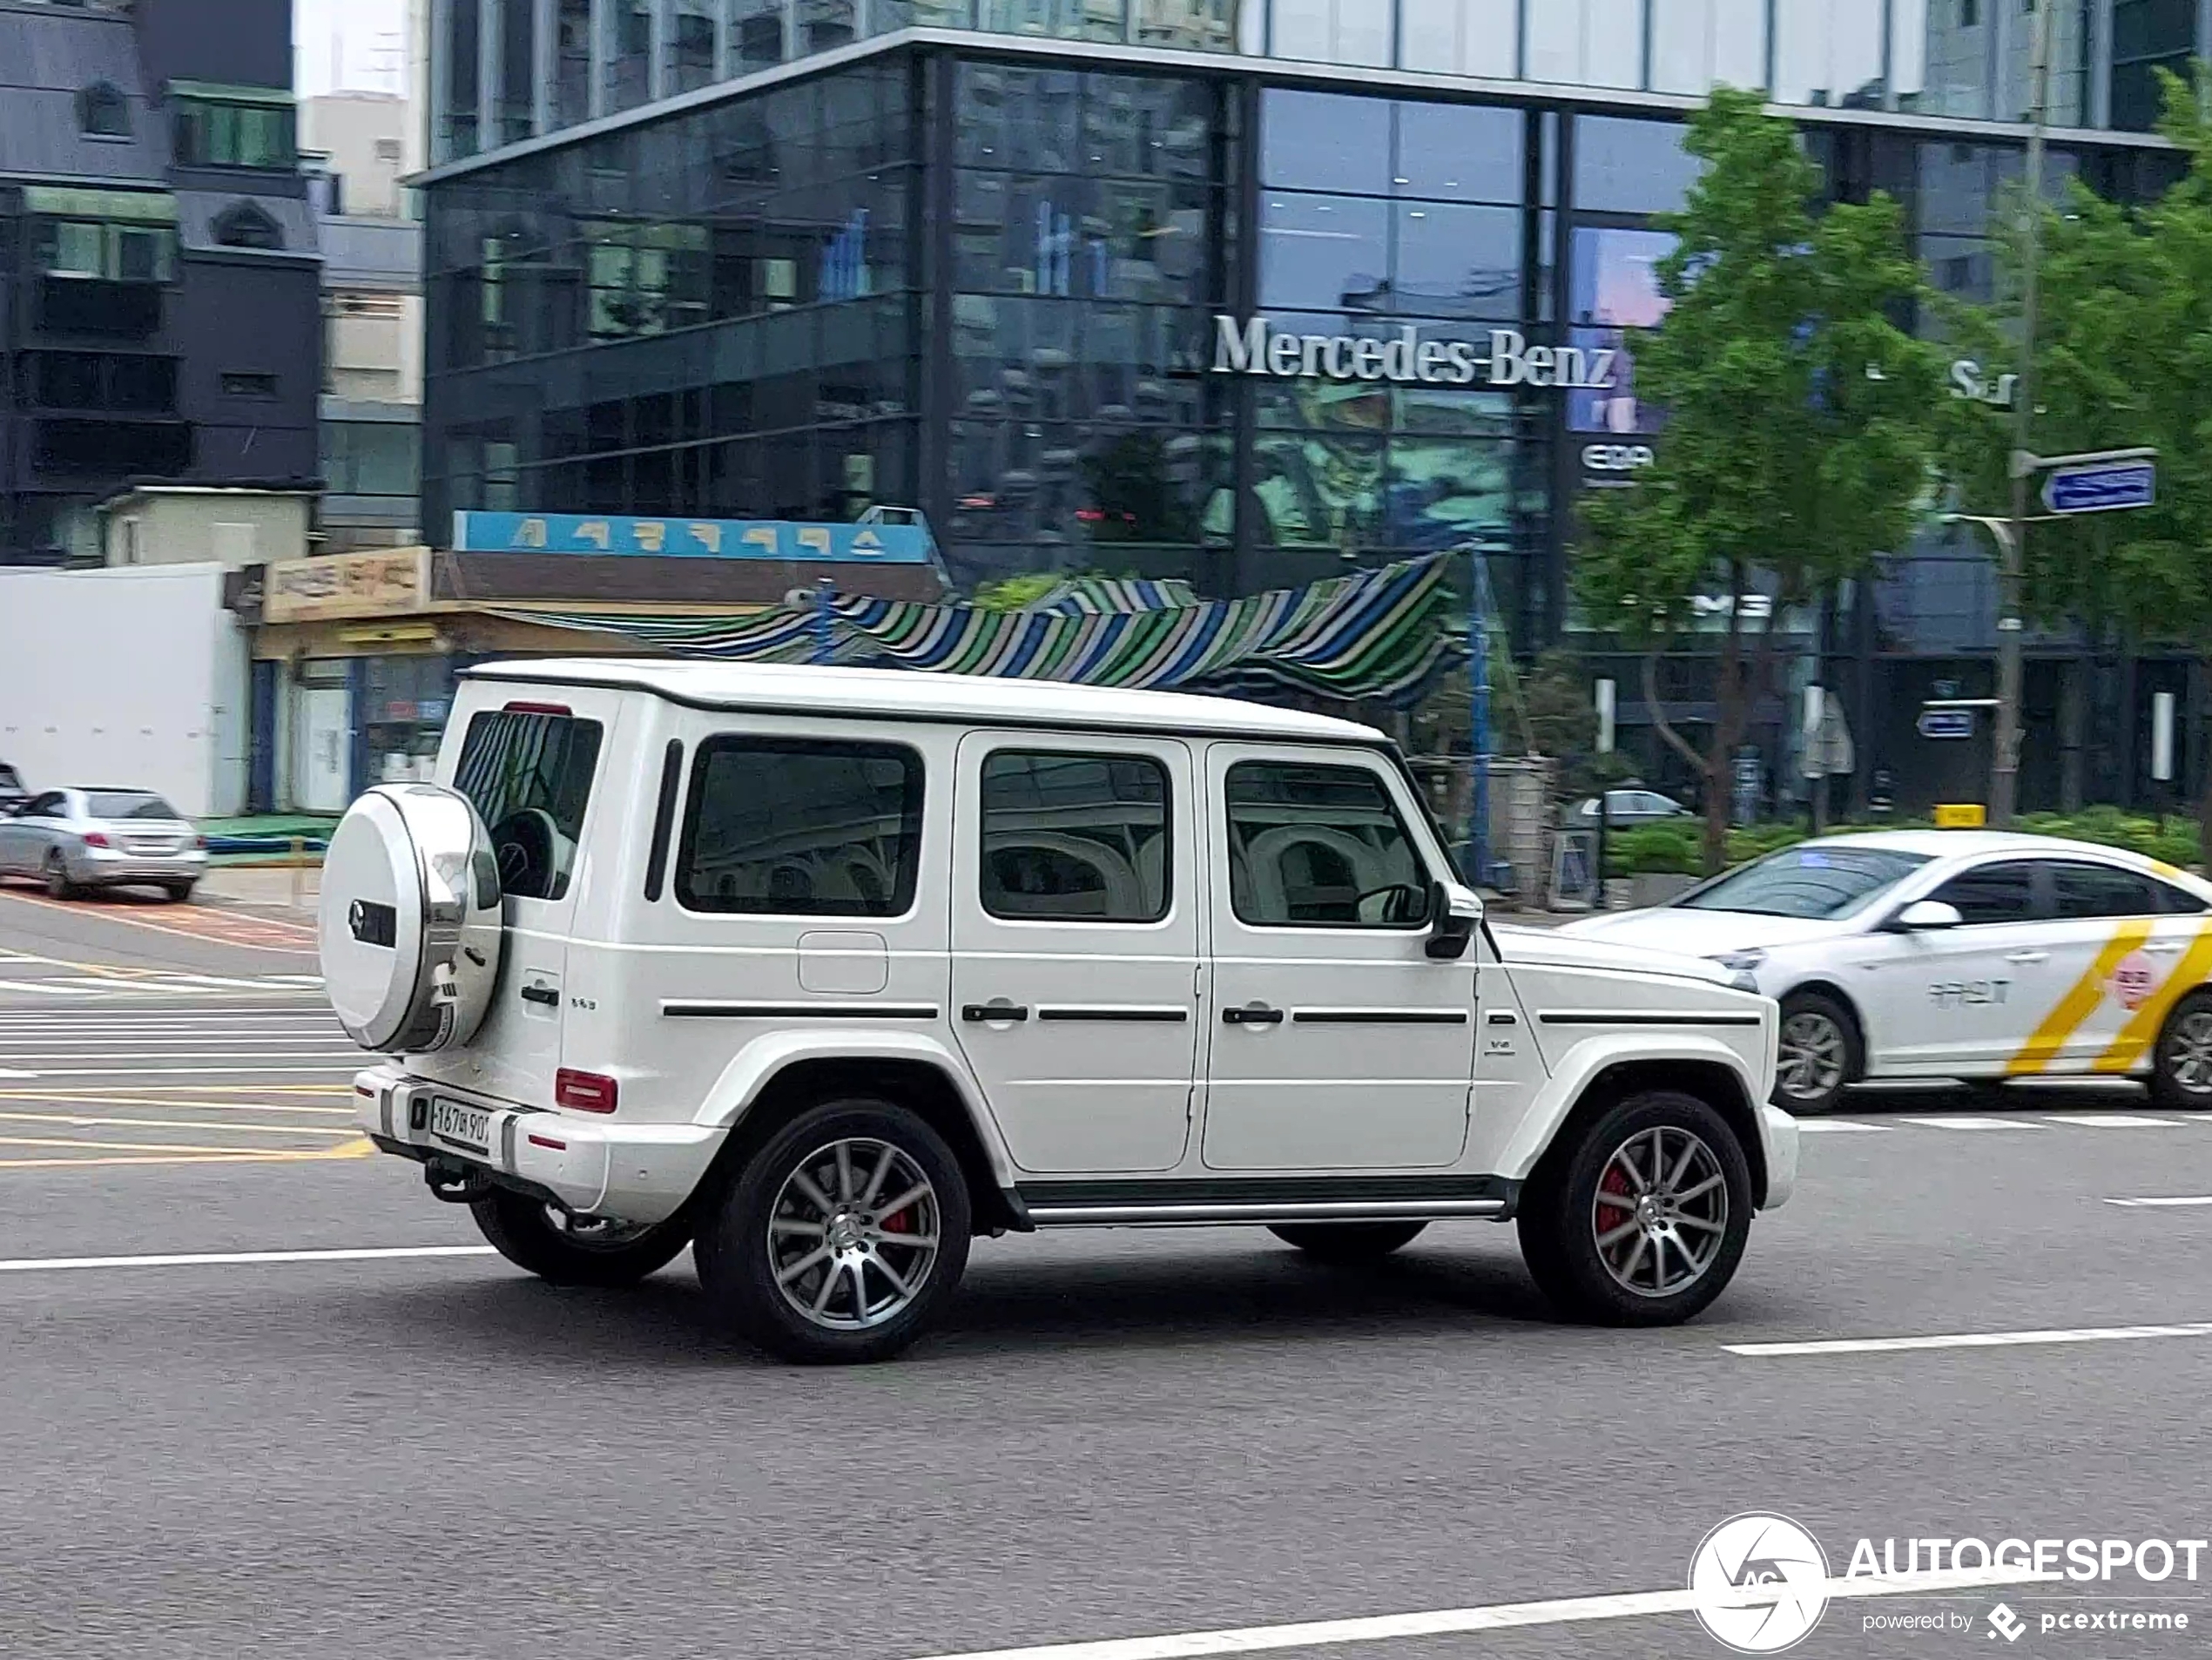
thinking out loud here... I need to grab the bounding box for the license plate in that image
[428,1098,493,1154]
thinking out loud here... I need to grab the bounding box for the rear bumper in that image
[69,847,206,885]
[1759,1103,1799,1210]
[354,1066,725,1226]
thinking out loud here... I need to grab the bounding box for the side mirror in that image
[1894,899,1964,931]
[1426,880,1482,960]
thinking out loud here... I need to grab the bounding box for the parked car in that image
[0,764,27,817]
[1561,831,2212,1115]
[322,659,1796,1363]
[1571,788,1691,827]
[0,787,206,901]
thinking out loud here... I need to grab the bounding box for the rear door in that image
[418,692,623,1107]
[949,732,1197,1173]
[2028,859,2211,1075]
[1200,745,1474,1171]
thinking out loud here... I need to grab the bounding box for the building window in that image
[212,200,285,249]
[173,94,296,168]
[220,370,279,398]
[78,81,129,137]
[37,219,177,282]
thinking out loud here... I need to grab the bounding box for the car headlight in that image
[1706,948,1767,973]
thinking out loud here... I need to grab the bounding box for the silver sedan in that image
[0,787,207,901]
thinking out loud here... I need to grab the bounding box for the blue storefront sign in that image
[450,511,934,563]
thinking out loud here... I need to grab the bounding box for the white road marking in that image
[2105,1195,2212,1208]
[1726,1321,2212,1357]
[1789,1119,1884,1133]
[1894,1116,2045,1130]
[0,981,94,996]
[2038,1114,2181,1128]
[0,1245,496,1274]
[13,1065,368,1076]
[904,1567,2057,1660]
[0,1069,36,1078]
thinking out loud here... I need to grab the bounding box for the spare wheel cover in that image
[320,785,502,1052]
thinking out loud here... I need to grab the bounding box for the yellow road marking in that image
[0,1138,375,1171]
[0,1133,366,1157]
[0,945,167,982]
[0,1110,354,1137]
[2095,923,2212,1074]
[2007,918,2156,1076]
[0,888,314,953]
[0,1091,353,1115]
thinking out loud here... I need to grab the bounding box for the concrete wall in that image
[301,93,411,218]
[0,564,248,819]
[105,493,313,568]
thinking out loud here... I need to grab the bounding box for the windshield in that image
[85,792,182,821]
[1676,844,1931,920]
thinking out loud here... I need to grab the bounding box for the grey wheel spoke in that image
[1665,1137,1700,1191]
[1674,1214,1723,1235]
[873,1182,932,1221]
[776,1245,833,1285]
[1675,1172,1724,1204]
[1617,1232,1649,1284]
[772,1218,826,1238]
[860,1143,897,1207]
[789,1168,836,1216]
[870,1251,914,1298]
[1596,1218,1642,1248]
[808,1258,843,1313]
[842,1258,871,1321]
[834,1141,857,1204]
[869,1231,937,1250]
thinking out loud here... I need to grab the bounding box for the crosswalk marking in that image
[1895,1116,2047,1130]
[1792,1119,1886,1132]
[2039,1113,2184,1128]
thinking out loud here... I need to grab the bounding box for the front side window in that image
[678,737,922,916]
[453,708,604,901]
[1931,860,2041,925]
[1224,759,1430,928]
[979,750,1169,923]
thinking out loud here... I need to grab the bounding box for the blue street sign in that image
[1918,709,1975,740]
[2042,461,2155,516]
[449,511,935,563]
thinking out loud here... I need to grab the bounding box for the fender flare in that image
[691,1027,1021,1191]
[1492,1030,1769,1184]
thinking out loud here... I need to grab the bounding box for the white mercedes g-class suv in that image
[324,659,1796,1363]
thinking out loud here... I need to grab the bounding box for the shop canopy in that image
[490,551,1463,707]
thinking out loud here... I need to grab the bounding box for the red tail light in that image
[555,1069,618,1114]
[81,831,111,848]
[194,834,208,849]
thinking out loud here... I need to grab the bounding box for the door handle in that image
[961,1001,1028,1022]
[520,984,560,1006]
[1222,1003,1285,1025]
[2004,950,2048,964]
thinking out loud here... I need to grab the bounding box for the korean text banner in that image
[450,512,934,563]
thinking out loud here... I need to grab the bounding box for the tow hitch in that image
[424,1156,495,1204]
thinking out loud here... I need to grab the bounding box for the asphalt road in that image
[3,884,2211,1660]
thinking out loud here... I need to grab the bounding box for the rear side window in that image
[454,708,604,901]
[678,736,922,916]
[1930,860,2040,925]
[2050,860,2156,920]
[979,749,1170,923]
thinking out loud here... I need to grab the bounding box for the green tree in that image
[1575,87,1946,872]
[1944,67,2212,852]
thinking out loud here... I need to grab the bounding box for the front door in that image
[1860,858,2063,1076]
[296,686,352,813]
[1201,745,1474,1171]
[949,733,1198,1173]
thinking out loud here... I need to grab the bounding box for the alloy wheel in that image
[1590,1124,1729,1299]
[767,1137,941,1332]
[1776,1010,1845,1103]
[2165,1010,2212,1097]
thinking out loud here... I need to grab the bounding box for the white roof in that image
[1794,828,2207,882]
[462,658,1390,746]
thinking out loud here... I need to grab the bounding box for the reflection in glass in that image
[1525,0,1642,90]
[1393,102,1523,202]
[1770,0,1885,109]
[1398,0,1517,78]
[980,752,1171,924]
[1649,0,1766,95]
[1269,0,1391,68]
[1565,226,1673,437]
[731,0,787,71]
[1573,115,1702,214]
[1258,193,1391,312]
[1388,202,1521,322]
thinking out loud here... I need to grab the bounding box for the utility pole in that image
[1992,0,2056,826]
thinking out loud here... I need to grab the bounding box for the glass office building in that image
[418,2,2187,808]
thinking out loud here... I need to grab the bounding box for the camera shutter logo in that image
[1688,1514,1831,1653]
[1987,1603,2026,1643]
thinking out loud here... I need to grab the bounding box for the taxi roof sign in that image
[1933,803,1988,828]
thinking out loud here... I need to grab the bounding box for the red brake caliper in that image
[1597,1165,1634,1245]
[880,1205,911,1234]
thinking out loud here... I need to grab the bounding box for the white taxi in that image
[1561,831,2212,1114]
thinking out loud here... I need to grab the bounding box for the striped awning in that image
[490,553,1464,706]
